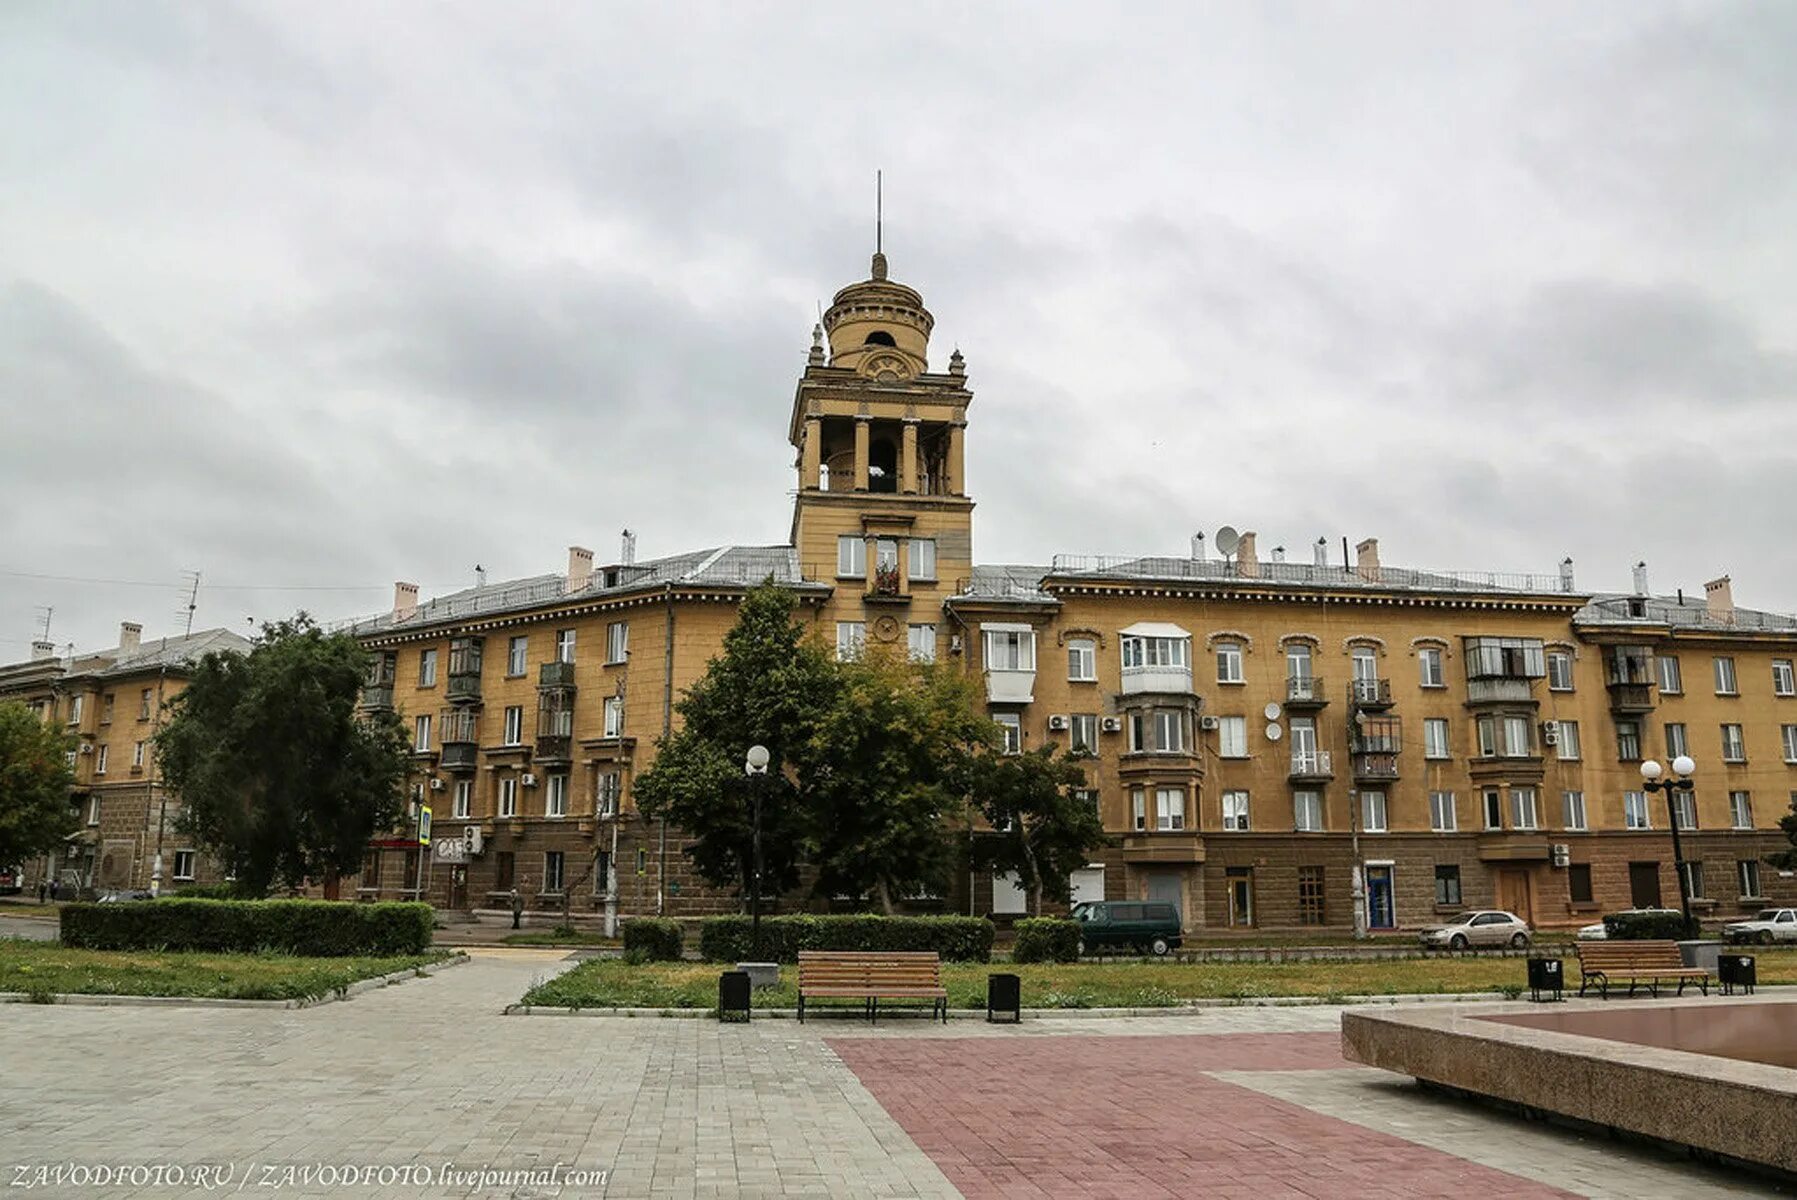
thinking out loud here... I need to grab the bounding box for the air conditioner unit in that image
[1047,714,1069,731]
[521,772,539,788]
[462,826,483,855]
[1100,716,1123,734]
[429,778,446,791]
[1199,715,1220,731]
[1540,722,1559,746]
[1551,843,1571,867]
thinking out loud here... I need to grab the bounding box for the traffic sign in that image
[417,805,432,846]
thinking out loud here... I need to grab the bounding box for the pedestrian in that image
[47,878,59,903]
[37,879,47,904]
[509,886,523,930]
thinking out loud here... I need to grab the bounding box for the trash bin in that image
[987,973,1021,1023]
[1526,956,1563,1002]
[718,970,752,1022]
[1719,954,1756,996]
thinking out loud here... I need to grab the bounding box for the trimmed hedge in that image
[1011,918,1081,963]
[699,914,994,963]
[1603,910,1699,941]
[59,899,434,957]
[621,917,684,962]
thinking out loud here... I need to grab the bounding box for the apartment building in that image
[0,625,252,895]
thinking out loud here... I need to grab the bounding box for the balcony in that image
[439,710,479,771]
[1288,750,1334,783]
[447,673,483,703]
[1477,833,1553,863]
[1348,678,1393,710]
[539,661,577,689]
[1120,665,1195,697]
[1351,751,1400,783]
[361,684,394,711]
[440,743,479,772]
[1606,681,1656,714]
[1119,832,1205,864]
[535,734,573,765]
[1465,678,1535,706]
[1284,675,1329,709]
[865,564,909,604]
[1468,753,1545,781]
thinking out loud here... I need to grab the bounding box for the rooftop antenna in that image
[35,606,52,642]
[876,169,882,255]
[179,570,200,636]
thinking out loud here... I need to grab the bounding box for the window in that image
[1429,791,1457,832]
[1482,788,1504,830]
[873,538,899,587]
[1215,642,1244,683]
[1131,787,1146,832]
[1293,790,1324,832]
[1477,717,1498,757]
[1616,720,1641,761]
[1714,656,1737,695]
[1679,860,1705,899]
[836,535,866,578]
[995,713,1021,755]
[1423,718,1450,760]
[1418,647,1445,688]
[1068,714,1097,755]
[95,744,108,775]
[606,622,629,664]
[1738,859,1762,900]
[1360,790,1387,833]
[1784,725,1797,763]
[836,622,866,661]
[133,741,146,768]
[984,629,1035,671]
[507,636,528,676]
[596,771,621,817]
[1155,787,1186,831]
[907,624,937,663]
[100,694,113,724]
[1218,716,1248,758]
[1547,650,1574,692]
[414,715,431,751]
[1665,722,1688,759]
[1067,638,1096,682]
[554,629,576,664]
[1153,710,1187,754]
[452,779,471,819]
[1298,866,1326,925]
[1501,715,1531,756]
[1350,645,1378,682]
[603,697,625,738]
[1562,791,1587,831]
[87,794,101,826]
[1730,790,1753,830]
[1510,787,1539,830]
[908,538,936,581]
[1222,790,1250,831]
[1434,865,1462,907]
[1721,723,1745,762]
[544,851,565,894]
[1121,635,1189,672]
[1286,642,1313,681]
[1657,654,1682,694]
[498,777,517,818]
[418,649,438,687]
[546,774,568,818]
[1776,659,1797,697]
[1624,791,1651,830]
[1569,863,1594,904]
[67,694,83,725]
[503,706,523,746]
[1556,720,1580,760]
[493,851,514,892]
[173,850,196,882]
[139,688,153,719]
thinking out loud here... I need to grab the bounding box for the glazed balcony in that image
[538,661,577,690]
[439,710,479,771]
[1465,678,1535,707]
[446,673,483,703]
[1284,675,1329,709]
[1288,750,1334,783]
[534,735,573,765]
[1606,681,1656,714]
[361,684,394,711]
[1348,678,1393,710]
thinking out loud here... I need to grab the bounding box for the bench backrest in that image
[798,950,943,989]
[1576,940,1687,970]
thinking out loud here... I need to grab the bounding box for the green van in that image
[1069,900,1183,956]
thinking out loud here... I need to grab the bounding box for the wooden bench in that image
[797,951,949,1023]
[1575,940,1711,998]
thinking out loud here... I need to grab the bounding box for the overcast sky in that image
[3,2,1794,656]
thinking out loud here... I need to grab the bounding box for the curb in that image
[0,953,468,1010]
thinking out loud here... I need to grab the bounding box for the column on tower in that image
[946,422,966,496]
[900,419,919,495]
[801,417,822,489]
[853,417,871,492]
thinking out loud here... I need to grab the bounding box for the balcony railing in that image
[1285,675,1328,707]
[1349,678,1393,709]
[1289,750,1334,781]
[535,734,572,764]
[1352,752,1400,782]
[538,661,577,689]
[1465,678,1535,705]
[361,684,394,711]
[440,743,479,772]
[869,564,904,598]
[1606,681,1656,713]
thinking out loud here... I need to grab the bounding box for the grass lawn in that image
[0,940,450,1002]
[0,903,60,919]
[521,949,1797,1011]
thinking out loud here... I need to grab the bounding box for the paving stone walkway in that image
[0,950,1781,1198]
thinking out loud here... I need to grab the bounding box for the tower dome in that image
[821,253,934,380]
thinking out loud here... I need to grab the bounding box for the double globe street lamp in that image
[1639,755,1697,929]
[744,744,771,960]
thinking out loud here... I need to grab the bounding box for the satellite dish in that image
[1264,701,1282,721]
[1215,526,1241,556]
[1265,723,1283,741]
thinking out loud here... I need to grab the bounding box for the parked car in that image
[1576,907,1683,941]
[95,889,155,903]
[1068,900,1183,956]
[0,866,22,896]
[1418,910,1531,950]
[1723,908,1797,945]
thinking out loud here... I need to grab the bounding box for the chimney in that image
[1704,575,1734,625]
[1190,533,1206,562]
[1356,537,1382,583]
[1313,537,1329,569]
[1559,557,1575,592]
[118,622,142,654]
[1271,545,1286,564]
[565,546,595,594]
[620,529,637,567]
[1632,561,1649,596]
[1236,531,1259,579]
[393,582,419,622]
[30,640,55,661]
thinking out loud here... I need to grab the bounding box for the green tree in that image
[156,616,410,897]
[0,701,77,870]
[634,583,838,905]
[1770,805,1797,872]
[801,649,993,913]
[967,745,1109,914]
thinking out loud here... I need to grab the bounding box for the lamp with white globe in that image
[744,745,771,959]
[1639,755,1697,930]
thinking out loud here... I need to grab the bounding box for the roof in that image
[1574,593,1797,634]
[0,627,252,688]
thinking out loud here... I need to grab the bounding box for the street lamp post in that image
[1640,756,1697,931]
[744,744,771,960]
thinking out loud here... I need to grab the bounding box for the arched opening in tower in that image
[863,330,897,347]
[868,435,898,493]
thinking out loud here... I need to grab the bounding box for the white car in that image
[1576,907,1682,941]
[1419,910,1532,950]
[1724,908,1797,945]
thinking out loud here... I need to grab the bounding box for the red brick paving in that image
[829,1033,1578,1199]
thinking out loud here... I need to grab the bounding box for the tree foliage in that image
[967,745,1109,913]
[156,616,411,897]
[0,701,78,869]
[1771,805,1797,872]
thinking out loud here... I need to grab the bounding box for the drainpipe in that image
[657,583,675,916]
[1349,785,1367,940]
[149,664,169,895]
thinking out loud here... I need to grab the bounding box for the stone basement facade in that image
[0,625,253,896]
[345,253,1797,930]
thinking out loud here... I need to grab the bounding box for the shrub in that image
[621,918,684,962]
[698,914,994,963]
[58,899,433,956]
[1011,918,1081,963]
[1603,910,1699,941]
